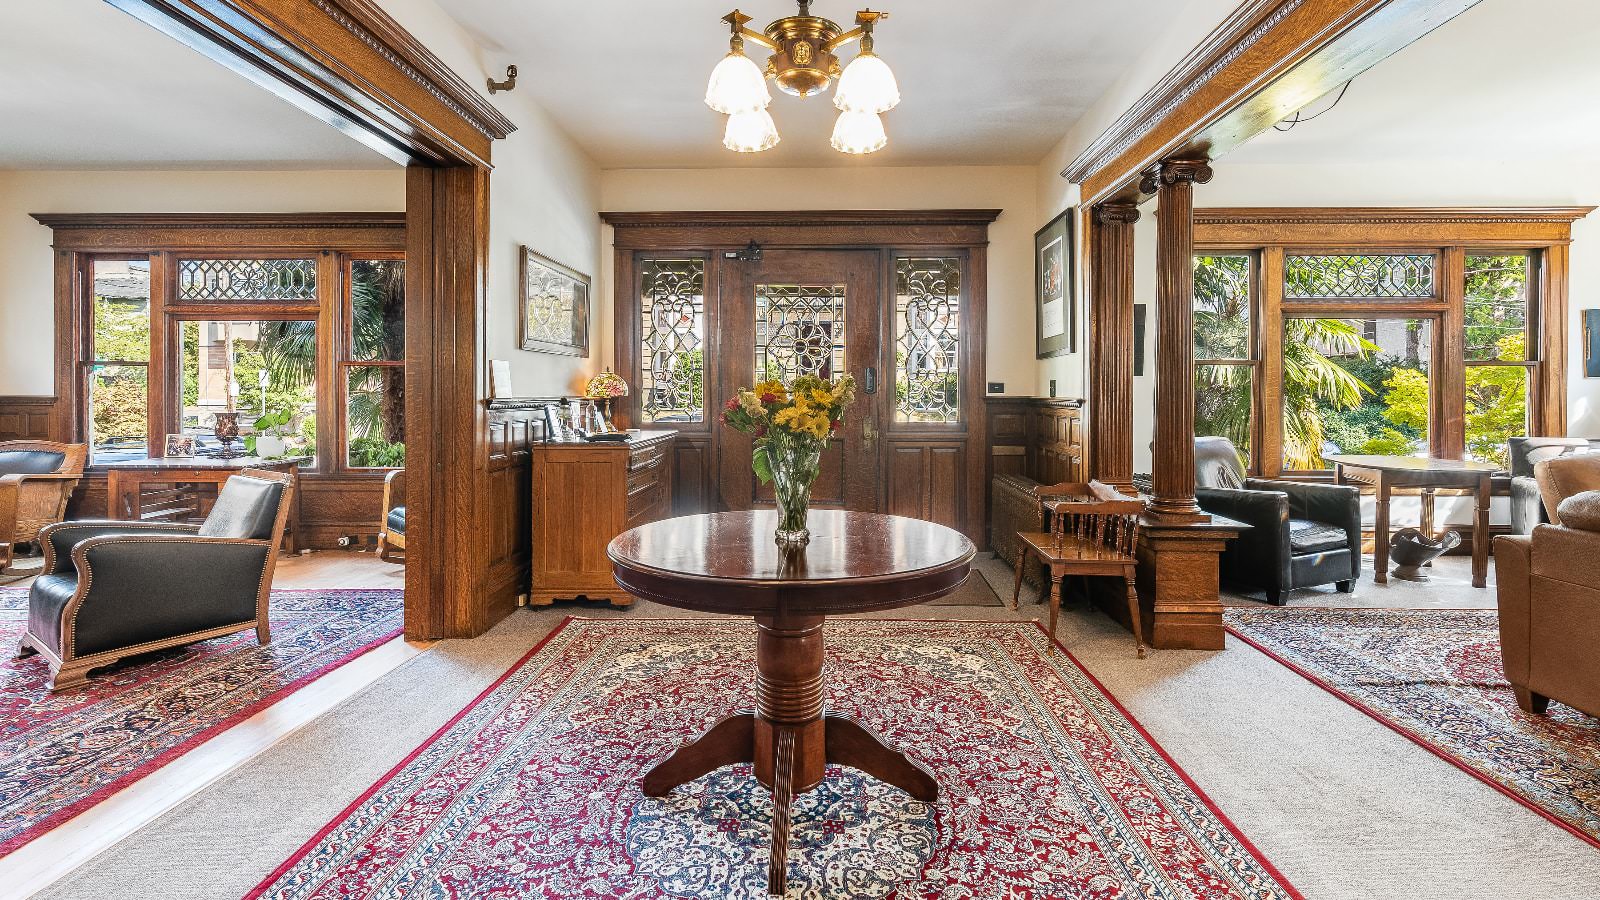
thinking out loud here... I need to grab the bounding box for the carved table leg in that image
[641,712,755,797]
[753,614,825,896]
[768,727,796,896]
[823,715,938,801]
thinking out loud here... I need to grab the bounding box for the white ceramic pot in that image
[255,435,288,457]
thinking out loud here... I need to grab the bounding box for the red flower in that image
[724,397,739,411]
[830,419,841,430]
[753,425,767,438]
[760,392,781,404]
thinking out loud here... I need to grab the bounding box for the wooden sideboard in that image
[529,430,676,606]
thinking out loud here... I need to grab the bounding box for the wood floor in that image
[0,549,417,899]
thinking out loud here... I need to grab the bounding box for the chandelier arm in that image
[738,26,781,50]
[820,27,865,53]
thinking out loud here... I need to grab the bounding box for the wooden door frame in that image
[603,210,999,546]
[109,0,518,638]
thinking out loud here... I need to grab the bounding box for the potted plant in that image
[248,408,294,458]
[721,373,856,547]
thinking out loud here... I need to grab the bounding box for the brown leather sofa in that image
[1494,483,1600,718]
[0,441,87,574]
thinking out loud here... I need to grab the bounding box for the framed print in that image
[520,247,590,357]
[164,434,196,458]
[1586,309,1600,378]
[1035,210,1075,358]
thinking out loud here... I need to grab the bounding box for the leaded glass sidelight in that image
[639,258,706,423]
[1284,254,1435,299]
[895,257,961,423]
[178,258,317,302]
[755,283,846,382]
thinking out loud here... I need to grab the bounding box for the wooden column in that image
[1141,159,1212,523]
[1087,202,1139,491]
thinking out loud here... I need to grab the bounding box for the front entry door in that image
[717,249,883,513]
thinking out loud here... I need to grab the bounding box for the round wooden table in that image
[608,509,975,896]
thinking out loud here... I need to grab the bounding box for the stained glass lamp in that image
[584,369,630,432]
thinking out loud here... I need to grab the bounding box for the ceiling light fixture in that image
[705,3,898,155]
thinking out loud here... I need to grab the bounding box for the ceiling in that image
[0,0,391,170]
[1228,0,1600,165]
[436,0,1189,169]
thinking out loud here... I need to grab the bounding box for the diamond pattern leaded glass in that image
[755,283,845,383]
[1284,254,1435,299]
[178,258,317,302]
[895,257,961,423]
[639,258,706,423]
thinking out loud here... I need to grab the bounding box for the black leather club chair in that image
[18,468,294,691]
[1507,437,1600,535]
[1193,437,1361,605]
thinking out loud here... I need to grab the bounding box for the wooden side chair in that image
[0,440,88,574]
[377,468,405,562]
[1011,480,1147,658]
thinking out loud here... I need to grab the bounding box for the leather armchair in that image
[1506,437,1600,534]
[18,468,293,690]
[1193,437,1361,604]
[1494,491,1600,718]
[0,441,87,574]
[377,468,405,563]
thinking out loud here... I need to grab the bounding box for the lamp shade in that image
[830,109,887,154]
[705,50,771,115]
[724,108,780,152]
[584,369,629,400]
[833,51,900,114]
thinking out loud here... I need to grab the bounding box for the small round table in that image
[609,510,975,896]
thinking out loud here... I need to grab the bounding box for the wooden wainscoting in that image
[983,396,1085,549]
[0,397,58,441]
[485,399,552,613]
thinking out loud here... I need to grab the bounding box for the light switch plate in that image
[1049,379,1057,398]
[987,382,1004,393]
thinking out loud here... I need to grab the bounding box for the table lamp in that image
[584,369,629,432]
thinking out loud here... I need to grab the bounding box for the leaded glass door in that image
[718,250,883,513]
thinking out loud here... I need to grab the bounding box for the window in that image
[1193,254,1257,465]
[1284,254,1436,299]
[754,283,846,382]
[179,320,318,460]
[86,259,152,464]
[345,259,406,467]
[1284,317,1432,469]
[1464,253,1534,467]
[894,257,962,424]
[178,258,317,302]
[638,258,706,424]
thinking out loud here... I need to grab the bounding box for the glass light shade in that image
[724,108,780,153]
[833,52,900,113]
[584,369,629,399]
[830,109,887,154]
[705,50,771,115]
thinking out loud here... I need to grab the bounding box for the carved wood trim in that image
[601,210,1002,228]
[1086,203,1139,490]
[1195,206,1594,246]
[33,213,405,252]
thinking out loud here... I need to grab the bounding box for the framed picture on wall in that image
[520,247,590,357]
[1035,210,1075,358]
[1586,309,1600,378]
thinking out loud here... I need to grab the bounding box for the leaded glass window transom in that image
[1284,254,1435,299]
[639,258,706,423]
[755,283,845,382]
[895,257,961,424]
[178,258,317,302]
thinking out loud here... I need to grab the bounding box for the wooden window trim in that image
[39,213,404,477]
[1195,206,1592,477]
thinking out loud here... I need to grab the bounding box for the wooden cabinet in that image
[529,430,675,606]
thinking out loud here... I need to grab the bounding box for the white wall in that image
[378,0,603,398]
[0,169,405,395]
[597,166,1039,396]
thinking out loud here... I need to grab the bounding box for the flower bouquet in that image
[721,373,857,546]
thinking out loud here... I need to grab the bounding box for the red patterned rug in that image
[251,618,1299,899]
[1226,607,1600,848]
[0,586,402,856]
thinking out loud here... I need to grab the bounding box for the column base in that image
[1134,520,1242,650]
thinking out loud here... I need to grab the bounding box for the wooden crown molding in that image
[601,210,1004,228]
[1063,0,1301,185]
[31,212,405,230]
[1194,207,1596,226]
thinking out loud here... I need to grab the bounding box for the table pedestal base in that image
[641,615,937,896]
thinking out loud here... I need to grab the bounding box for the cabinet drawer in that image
[626,483,668,527]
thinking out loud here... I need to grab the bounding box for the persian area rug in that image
[1226,607,1600,848]
[0,587,402,856]
[251,618,1299,900]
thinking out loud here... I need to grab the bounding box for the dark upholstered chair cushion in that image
[387,506,406,535]
[198,476,284,540]
[1288,519,1349,553]
[0,450,66,477]
[1508,437,1600,477]
[26,574,77,653]
[1195,436,1246,489]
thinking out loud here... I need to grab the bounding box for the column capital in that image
[1138,158,1214,194]
[1092,202,1141,226]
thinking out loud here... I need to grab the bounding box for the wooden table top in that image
[1326,454,1498,474]
[105,455,310,471]
[608,510,976,616]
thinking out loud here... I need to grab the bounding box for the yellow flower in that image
[809,388,832,405]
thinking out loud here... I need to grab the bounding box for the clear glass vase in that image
[765,428,823,547]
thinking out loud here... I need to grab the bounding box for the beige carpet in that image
[31,554,1600,900]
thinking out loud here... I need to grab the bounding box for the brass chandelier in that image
[705,2,900,155]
